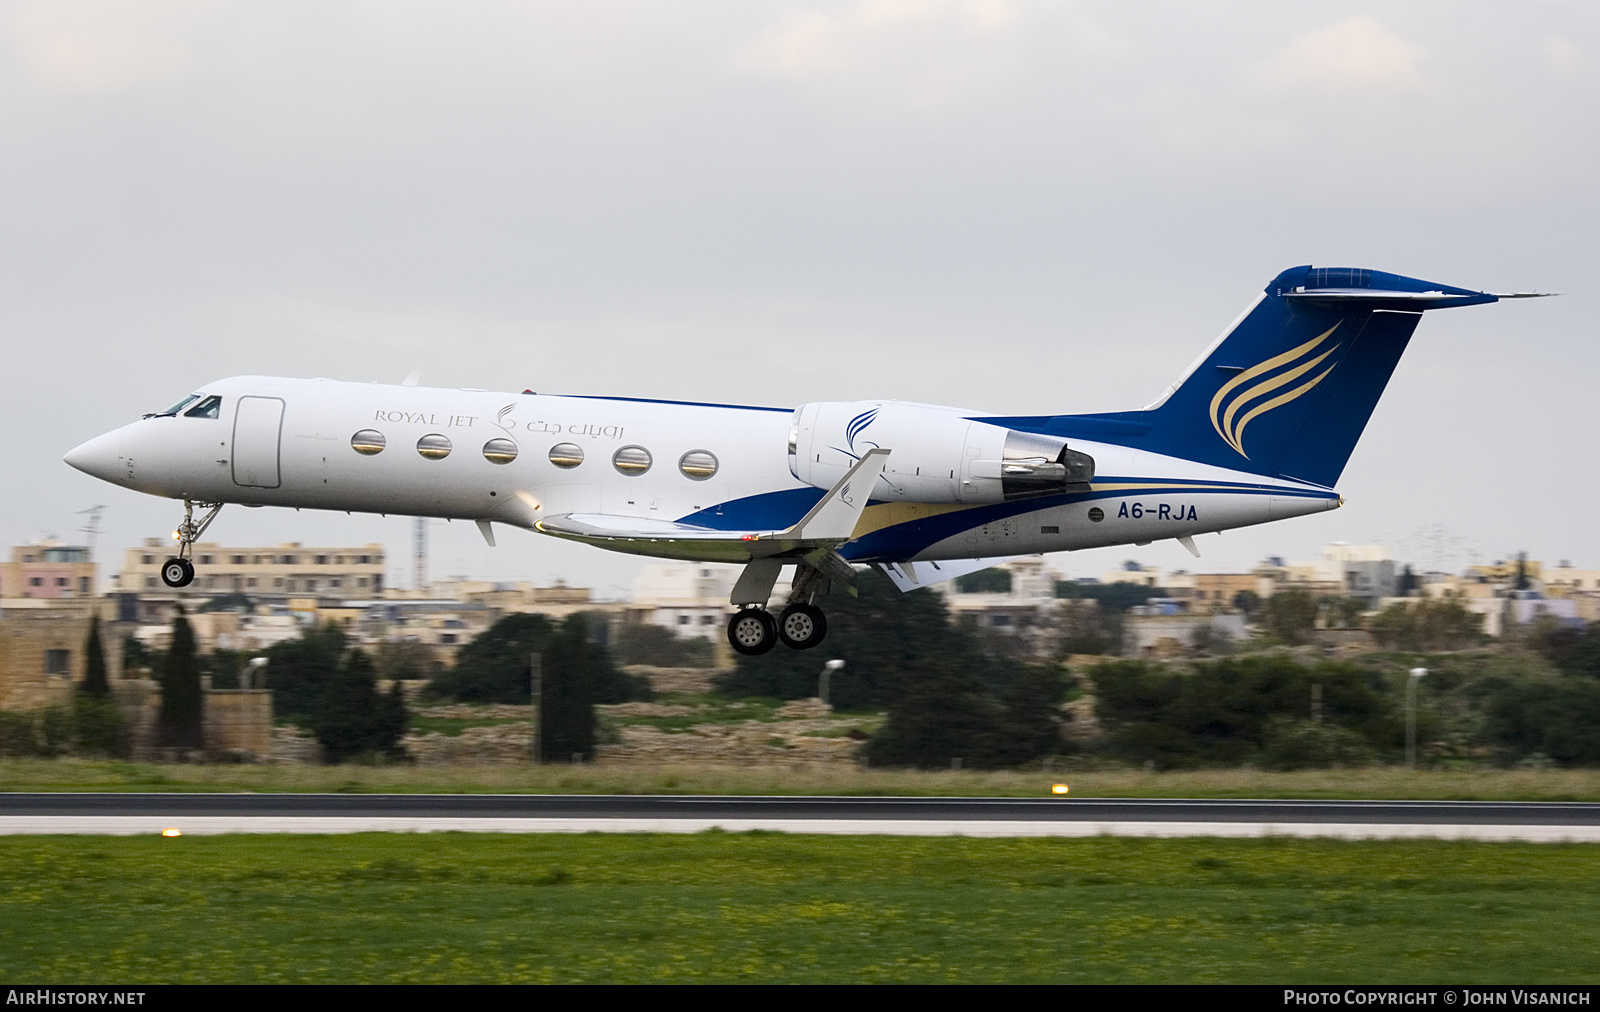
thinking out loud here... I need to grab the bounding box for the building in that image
[0,599,120,710]
[1,541,97,599]
[626,562,740,639]
[115,539,386,598]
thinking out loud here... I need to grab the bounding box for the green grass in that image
[7,760,1600,799]
[2,833,1597,983]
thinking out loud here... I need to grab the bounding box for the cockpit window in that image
[154,394,200,417]
[184,395,222,419]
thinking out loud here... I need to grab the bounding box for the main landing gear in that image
[725,558,838,657]
[726,602,828,657]
[160,500,223,589]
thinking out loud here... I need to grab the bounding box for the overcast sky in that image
[6,1,1596,596]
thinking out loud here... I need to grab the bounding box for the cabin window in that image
[612,445,652,476]
[351,430,386,455]
[416,433,452,460]
[184,395,222,419]
[482,438,519,465]
[678,450,718,481]
[548,443,584,469]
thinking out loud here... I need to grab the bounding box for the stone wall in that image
[621,665,724,696]
[204,690,273,758]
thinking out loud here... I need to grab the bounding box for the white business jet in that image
[64,266,1542,655]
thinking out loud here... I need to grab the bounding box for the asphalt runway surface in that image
[3,794,1599,840]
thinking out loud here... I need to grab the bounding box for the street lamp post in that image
[819,659,845,706]
[1406,667,1427,769]
[531,650,543,765]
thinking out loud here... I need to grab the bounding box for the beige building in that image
[0,600,120,711]
[115,539,386,598]
[1,541,98,599]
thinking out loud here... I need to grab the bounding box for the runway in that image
[3,793,1600,840]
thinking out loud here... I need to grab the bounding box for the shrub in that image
[0,712,40,757]
[613,624,714,668]
[1369,598,1484,652]
[1261,718,1377,770]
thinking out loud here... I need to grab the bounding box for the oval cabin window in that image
[612,445,652,476]
[416,434,452,460]
[351,430,386,456]
[678,450,718,480]
[548,443,584,468]
[482,438,518,464]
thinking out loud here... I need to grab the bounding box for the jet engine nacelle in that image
[787,400,1094,505]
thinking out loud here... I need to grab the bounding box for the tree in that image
[264,623,348,720]
[862,652,1006,768]
[716,569,981,709]
[433,612,649,705]
[1396,565,1419,597]
[431,613,553,703]
[613,623,714,668]
[75,613,122,755]
[1485,678,1600,766]
[1369,599,1483,652]
[540,615,598,761]
[311,648,408,762]
[81,615,109,698]
[1232,589,1262,618]
[1088,655,1396,768]
[156,608,203,749]
[992,664,1071,765]
[1258,591,1318,644]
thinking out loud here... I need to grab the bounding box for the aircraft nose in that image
[63,431,123,483]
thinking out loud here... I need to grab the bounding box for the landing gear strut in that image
[160,500,223,589]
[726,558,841,655]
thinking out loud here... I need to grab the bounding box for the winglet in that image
[783,448,889,543]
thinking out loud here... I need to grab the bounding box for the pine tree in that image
[539,614,597,762]
[82,614,109,698]
[75,613,123,756]
[156,608,203,749]
[313,648,407,762]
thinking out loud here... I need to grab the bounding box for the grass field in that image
[4,758,1600,800]
[2,832,1597,983]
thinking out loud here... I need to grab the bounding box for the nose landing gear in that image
[160,500,223,589]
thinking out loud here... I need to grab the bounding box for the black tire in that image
[776,603,827,650]
[161,558,195,588]
[727,609,777,656]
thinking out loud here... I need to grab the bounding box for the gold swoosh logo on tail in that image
[1208,323,1341,458]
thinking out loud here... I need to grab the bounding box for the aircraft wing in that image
[534,449,890,564]
[876,556,1022,592]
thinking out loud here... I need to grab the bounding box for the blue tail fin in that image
[988,266,1504,488]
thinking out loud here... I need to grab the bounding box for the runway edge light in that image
[1051,784,1069,795]
[161,828,181,837]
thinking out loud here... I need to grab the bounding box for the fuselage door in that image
[232,396,284,488]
